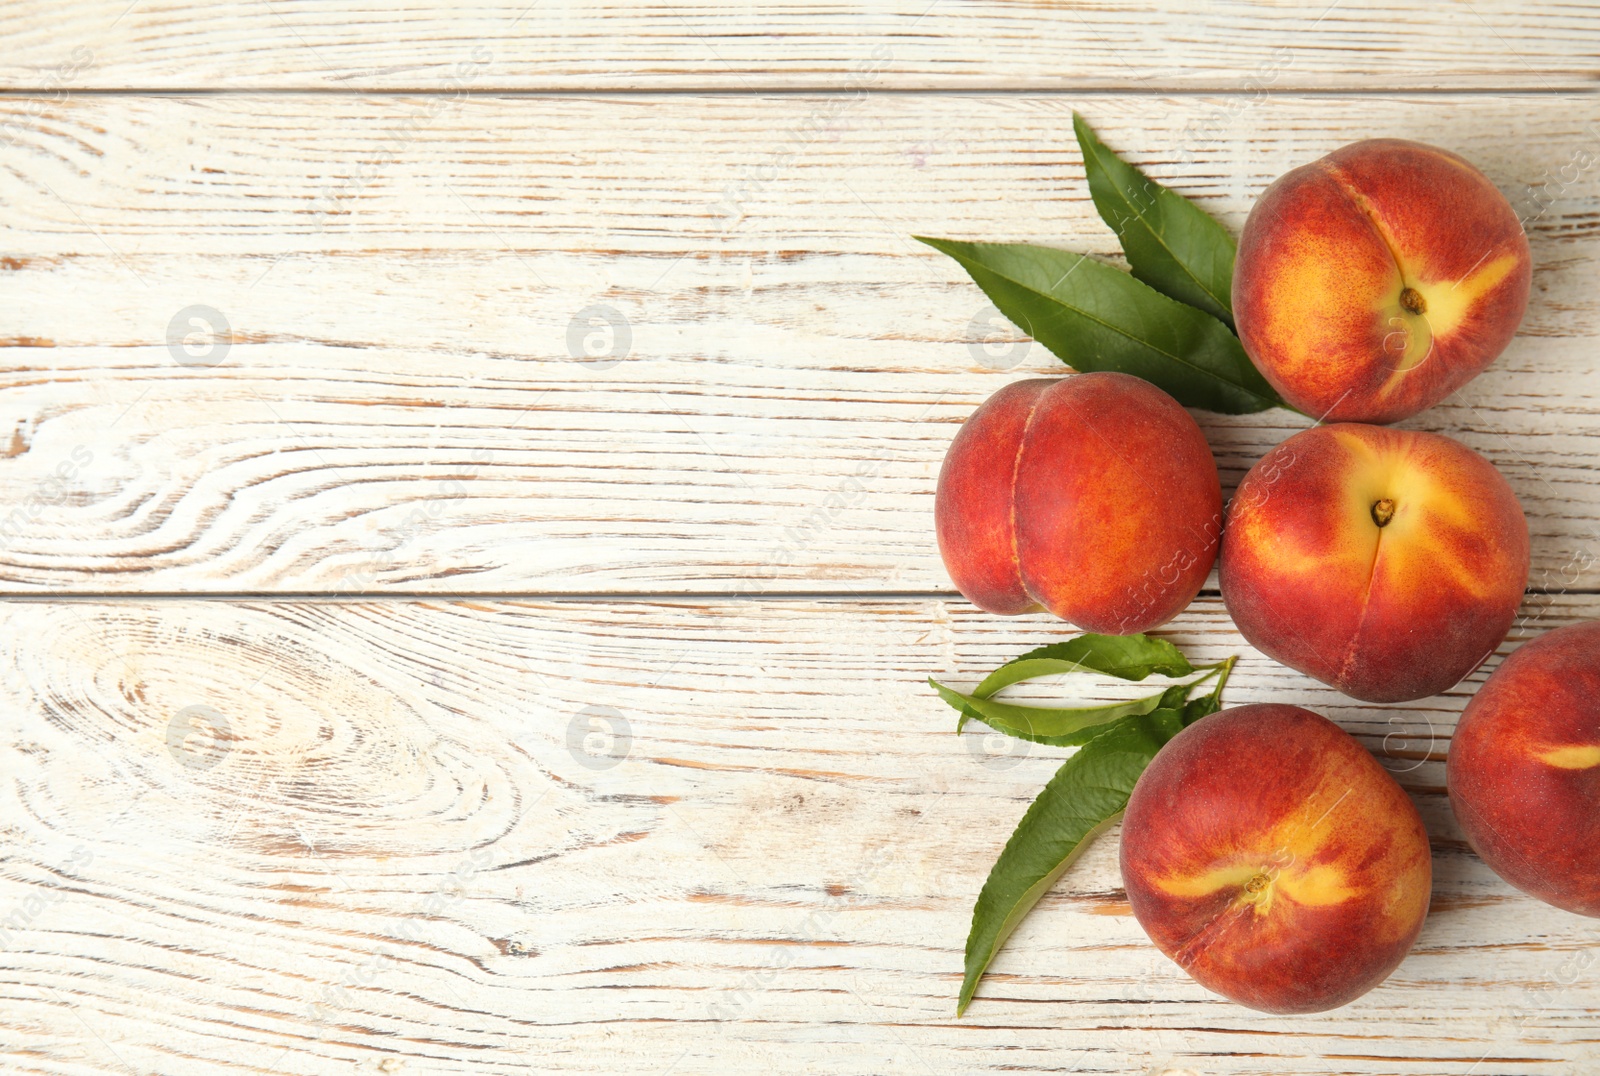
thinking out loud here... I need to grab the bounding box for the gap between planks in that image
[0,86,1597,97]
[1,588,1594,603]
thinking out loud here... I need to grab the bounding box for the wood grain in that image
[4,0,1600,91]
[1,93,1597,593]
[1,595,1596,1074]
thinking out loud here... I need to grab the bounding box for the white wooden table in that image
[2,4,1598,1073]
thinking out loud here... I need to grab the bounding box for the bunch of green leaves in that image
[929,633,1237,1015]
[917,114,1287,415]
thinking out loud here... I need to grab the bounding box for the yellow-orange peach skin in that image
[1121,704,1432,1014]
[935,372,1221,634]
[1448,620,1600,917]
[1220,423,1528,702]
[1233,139,1530,425]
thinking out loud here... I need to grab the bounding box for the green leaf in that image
[949,655,1238,1015]
[916,236,1283,414]
[1182,654,1236,726]
[931,677,1171,747]
[958,710,1183,1016]
[932,646,1222,747]
[1074,113,1237,327]
[970,634,1194,700]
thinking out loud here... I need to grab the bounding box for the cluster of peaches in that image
[936,139,1599,1013]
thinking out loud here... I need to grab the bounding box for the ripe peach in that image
[1234,139,1531,424]
[1448,620,1600,916]
[1220,423,1528,702]
[1121,704,1432,1014]
[935,372,1221,634]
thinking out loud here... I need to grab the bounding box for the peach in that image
[1234,139,1531,424]
[935,372,1221,634]
[1121,704,1432,1014]
[1220,423,1528,702]
[1448,620,1600,916]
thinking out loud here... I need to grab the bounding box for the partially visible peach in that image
[935,372,1221,634]
[1220,423,1529,702]
[1448,620,1600,916]
[1121,704,1432,1014]
[1234,139,1531,424]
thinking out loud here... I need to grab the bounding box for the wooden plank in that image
[4,1,1600,91]
[0,594,1595,1074]
[2,92,1596,594]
